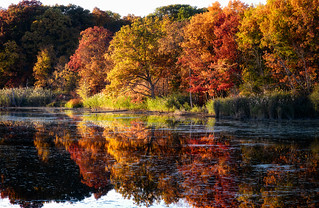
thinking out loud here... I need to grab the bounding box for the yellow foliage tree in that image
[33,47,54,88]
[107,17,172,98]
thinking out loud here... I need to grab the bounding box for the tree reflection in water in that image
[55,121,114,199]
[0,121,94,208]
[0,112,318,208]
[103,121,184,206]
[180,134,240,208]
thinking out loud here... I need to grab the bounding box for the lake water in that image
[0,108,318,208]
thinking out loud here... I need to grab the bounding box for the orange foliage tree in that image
[259,0,319,93]
[68,26,113,97]
[180,1,247,97]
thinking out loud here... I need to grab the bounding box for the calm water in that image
[0,108,318,208]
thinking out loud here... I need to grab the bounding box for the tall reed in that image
[209,91,318,119]
[0,87,55,107]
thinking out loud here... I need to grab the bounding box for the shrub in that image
[83,93,146,110]
[0,93,10,107]
[205,99,215,115]
[65,98,83,108]
[212,97,250,119]
[310,85,319,112]
[146,94,190,112]
[83,93,107,108]
[265,91,294,119]
[190,105,204,113]
[147,97,171,112]
[28,88,55,106]
[83,93,192,112]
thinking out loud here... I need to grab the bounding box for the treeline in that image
[1,0,319,111]
[0,0,134,88]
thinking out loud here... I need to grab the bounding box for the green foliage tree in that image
[151,4,206,21]
[0,0,44,45]
[0,0,45,87]
[54,4,93,32]
[22,8,75,58]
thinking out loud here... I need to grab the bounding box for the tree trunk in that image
[150,83,155,98]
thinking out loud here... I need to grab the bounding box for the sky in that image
[0,0,267,17]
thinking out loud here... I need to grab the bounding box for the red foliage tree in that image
[180,1,247,97]
[68,26,113,96]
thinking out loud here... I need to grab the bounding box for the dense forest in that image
[1,0,319,117]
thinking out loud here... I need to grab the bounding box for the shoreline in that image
[2,106,319,121]
[0,106,213,118]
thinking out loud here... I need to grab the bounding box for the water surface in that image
[0,108,318,207]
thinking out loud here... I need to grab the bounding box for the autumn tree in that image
[158,20,187,94]
[103,120,184,206]
[22,8,76,58]
[51,57,78,93]
[107,17,174,98]
[180,1,247,98]
[237,4,270,95]
[0,0,44,87]
[0,41,25,87]
[122,14,140,23]
[33,46,55,88]
[92,7,128,33]
[259,0,319,93]
[180,134,240,208]
[68,26,113,97]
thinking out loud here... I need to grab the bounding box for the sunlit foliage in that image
[107,17,174,98]
[180,1,247,97]
[68,26,113,97]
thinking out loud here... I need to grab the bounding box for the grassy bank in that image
[78,93,205,113]
[0,88,56,107]
[67,90,319,120]
[209,91,319,119]
[82,93,146,110]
